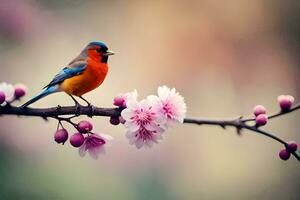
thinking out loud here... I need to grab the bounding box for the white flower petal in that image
[155,113,167,125]
[145,140,153,148]
[140,99,151,109]
[0,82,15,103]
[158,85,170,100]
[144,122,159,131]
[125,122,140,132]
[135,138,144,149]
[126,98,139,109]
[126,131,136,138]
[129,138,136,145]
[78,145,87,157]
[126,90,138,102]
[88,147,101,159]
[121,109,135,121]
[154,134,163,140]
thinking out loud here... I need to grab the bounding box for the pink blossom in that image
[113,90,138,108]
[149,86,187,127]
[126,127,163,149]
[120,86,187,148]
[0,82,15,105]
[79,133,113,159]
[121,99,166,133]
[121,98,166,148]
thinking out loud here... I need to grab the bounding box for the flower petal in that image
[79,144,87,157]
[135,138,144,149]
[121,109,135,121]
[125,122,140,132]
[88,146,101,159]
[126,131,136,138]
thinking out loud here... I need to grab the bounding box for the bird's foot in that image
[56,105,62,112]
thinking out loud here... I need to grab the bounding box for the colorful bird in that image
[21,41,114,108]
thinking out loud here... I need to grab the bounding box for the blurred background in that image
[0,0,299,199]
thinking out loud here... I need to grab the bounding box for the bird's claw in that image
[56,105,62,112]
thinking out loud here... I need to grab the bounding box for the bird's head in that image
[84,41,114,63]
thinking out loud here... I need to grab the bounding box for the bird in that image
[21,41,114,108]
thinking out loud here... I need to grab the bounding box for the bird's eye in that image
[96,48,101,53]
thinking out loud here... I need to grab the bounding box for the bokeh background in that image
[0,0,299,199]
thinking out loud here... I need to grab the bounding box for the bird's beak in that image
[104,50,115,56]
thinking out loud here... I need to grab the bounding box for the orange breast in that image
[60,59,108,96]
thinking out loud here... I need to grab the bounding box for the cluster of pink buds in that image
[252,95,298,161]
[54,120,112,159]
[253,105,268,126]
[253,95,295,127]
[0,82,27,105]
[113,86,187,149]
[279,141,298,161]
[110,90,138,125]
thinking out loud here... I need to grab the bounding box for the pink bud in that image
[14,84,27,99]
[14,88,26,98]
[110,117,120,125]
[0,91,5,104]
[119,116,126,124]
[77,121,93,133]
[253,105,266,116]
[278,95,294,111]
[113,96,125,107]
[70,133,85,147]
[279,149,290,161]
[54,129,69,144]
[287,141,298,152]
[255,114,268,126]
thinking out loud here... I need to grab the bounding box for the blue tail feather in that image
[21,85,59,108]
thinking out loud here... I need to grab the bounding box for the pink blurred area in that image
[0,0,299,199]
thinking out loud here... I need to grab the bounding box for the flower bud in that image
[70,133,85,147]
[279,149,290,161]
[54,129,69,144]
[77,121,93,133]
[253,105,266,116]
[286,141,298,152]
[278,95,294,111]
[119,116,126,124]
[255,114,268,126]
[110,117,120,125]
[113,96,125,107]
[14,87,26,99]
[0,91,5,104]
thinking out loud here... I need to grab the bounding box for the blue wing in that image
[43,61,87,89]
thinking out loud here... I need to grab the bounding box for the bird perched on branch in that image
[21,41,114,109]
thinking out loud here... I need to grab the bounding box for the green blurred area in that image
[0,0,300,199]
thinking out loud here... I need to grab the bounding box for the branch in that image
[0,103,299,162]
[242,102,300,122]
[0,104,122,118]
[184,117,300,162]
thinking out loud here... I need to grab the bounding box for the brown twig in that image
[0,103,299,162]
